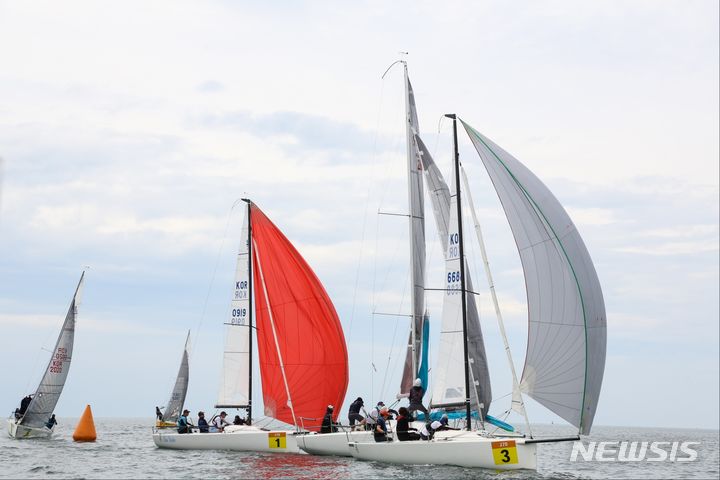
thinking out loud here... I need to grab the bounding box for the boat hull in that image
[349,432,537,470]
[7,419,53,439]
[152,425,301,453]
[297,430,374,456]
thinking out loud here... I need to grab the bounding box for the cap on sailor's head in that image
[327,405,334,410]
[413,378,422,387]
[377,401,385,407]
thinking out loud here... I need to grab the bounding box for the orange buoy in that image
[72,404,97,442]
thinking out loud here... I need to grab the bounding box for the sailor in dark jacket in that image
[396,407,420,441]
[320,405,338,433]
[408,378,428,418]
[348,397,365,426]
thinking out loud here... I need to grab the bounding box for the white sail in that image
[399,71,428,395]
[419,136,492,416]
[163,331,190,423]
[462,120,606,435]
[20,272,84,429]
[217,210,251,408]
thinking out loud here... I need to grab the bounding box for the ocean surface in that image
[1,419,718,479]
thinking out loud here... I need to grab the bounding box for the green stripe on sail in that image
[460,119,590,433]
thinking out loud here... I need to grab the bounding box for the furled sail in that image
[164,331,190,423]
[421,145,492,417]
[400,74,429,395]
[250,204,348,430]
[462,120,606,435]
[20,272,84,429]
[217,211,251,408]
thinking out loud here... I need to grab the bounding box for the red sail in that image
[250,204,348,431]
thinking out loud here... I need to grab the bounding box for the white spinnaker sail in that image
[217,211,251,408]
[462,120,606,435]
[399,73,428,395]
[163,331,190,423]
[21,272,85,429]
[422,146,491,417]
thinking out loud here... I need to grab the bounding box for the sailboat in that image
[7,272,85,439]
[348,65,607,470]
[153,200,349,453]
[156,331,190,428]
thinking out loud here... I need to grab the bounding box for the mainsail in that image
[399,72,429,395]
[420,143,492,417]
[163,331,190,423]
[217,211,251,409]
[462,120,607,435]
[250,204,349,430]
[20,272,84,429]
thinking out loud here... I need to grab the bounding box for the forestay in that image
[462,120,606,434]
[21,272,85,429]
[418,135,492,418]
[164,332,190,423]
[217,212,251,409]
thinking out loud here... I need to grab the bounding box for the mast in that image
[403,61,417,380]
[243,198,254,425]
[446,113,472,430]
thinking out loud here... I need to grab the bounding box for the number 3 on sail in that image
[268,432,286,449]
[492,440,518,465]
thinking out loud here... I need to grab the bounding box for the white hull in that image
[297,430,374,456]
[349,431,537,470]
[152,425,302,453]
[7,418,53,439]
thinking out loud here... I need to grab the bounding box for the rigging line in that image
[349,73,387,340]
[191,198,243,360]
[378,262,411,401]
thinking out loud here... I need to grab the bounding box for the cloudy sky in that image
[0,0,717,430]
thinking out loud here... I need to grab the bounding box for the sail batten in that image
[461,120,606,435]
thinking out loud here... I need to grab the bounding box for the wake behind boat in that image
[7,272,85,439]
[153,200,349,453]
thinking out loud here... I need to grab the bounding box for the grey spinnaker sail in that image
[418,135,492,417]
[462,120,606,435]
[20,272,84,429]
[399,74,429,396]
[163,331,190,423]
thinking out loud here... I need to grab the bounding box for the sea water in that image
[1,419,717,479]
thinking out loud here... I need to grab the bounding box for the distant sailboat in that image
[349,65,607,470]
[156,331,190,428]
[7,272,85,439]
[153,200,349,453]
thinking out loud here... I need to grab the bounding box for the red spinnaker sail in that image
[250,204,348,431]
